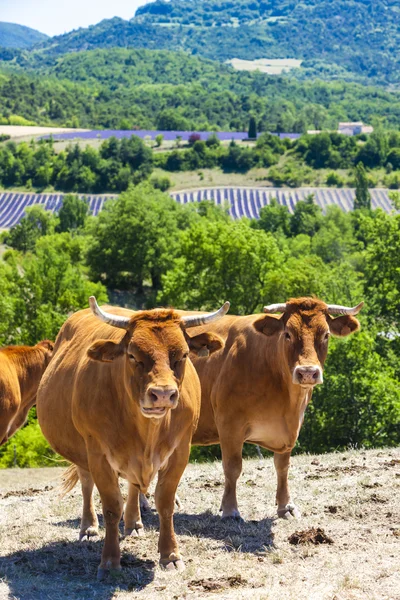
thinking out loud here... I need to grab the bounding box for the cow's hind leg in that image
[155,437,191,571]
[124,483,144,537]
[274,451,301,518]
[219,430,244,519]
[0,404,18,447]
[87,447,124,579]
[78,467,99,541]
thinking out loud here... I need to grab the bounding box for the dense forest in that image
[2,49,400,132]
[5,0,397,86]
[0,185,399,466]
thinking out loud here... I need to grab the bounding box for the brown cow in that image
[36,297,228,578]
[0,340,54,447]
[184,297,363,520]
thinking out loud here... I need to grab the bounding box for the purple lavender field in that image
[44,130,302,142]
[0,188,393,229]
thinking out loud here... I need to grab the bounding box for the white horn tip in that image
[89,296,97,311]
[354,301,364,314]
[221,301,230,315]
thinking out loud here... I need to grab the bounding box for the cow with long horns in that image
[36,298,229,578]
[184,297,363,520]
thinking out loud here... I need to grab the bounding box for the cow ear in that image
[328,315,360,337]
[253,314,284,336]
[186,332,225,357]
[37,340,54,353]
[87,339,126,362]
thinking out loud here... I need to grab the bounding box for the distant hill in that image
[19,0,400,87]
[2,49,400,132]
[0,22,48,49]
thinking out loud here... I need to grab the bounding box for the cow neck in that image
[137,411,171,492]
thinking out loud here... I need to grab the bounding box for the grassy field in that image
[227,58,302,75]
[0,448,399,599]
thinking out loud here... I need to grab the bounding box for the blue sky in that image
[0,0,151,36]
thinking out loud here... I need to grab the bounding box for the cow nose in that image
[293,365,323,386]
[148,386,179,405]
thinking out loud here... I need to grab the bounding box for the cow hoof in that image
[79,526,99,541]
[277,503,301,519]
[124,525,144,537]
[221,509,242,520]
[160,559,185,572]
[97,566,121,581]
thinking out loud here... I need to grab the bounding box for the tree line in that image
[0,184,399,466]
[3,131,400,194]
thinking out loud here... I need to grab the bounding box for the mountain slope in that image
[2,52,400,132]
[0,22,48,49]
[23,0,400,86]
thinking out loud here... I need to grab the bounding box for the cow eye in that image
[285,332,291,341]
[324,332,330,341]
[128,354,143,366]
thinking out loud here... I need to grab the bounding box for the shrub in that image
[326,171,344,186]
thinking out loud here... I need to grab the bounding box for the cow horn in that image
[89,296,131,329]
[181,302,230,328]
[326,302,364,315]
[263,303,287,313]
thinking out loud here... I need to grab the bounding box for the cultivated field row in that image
[0,187,395,229]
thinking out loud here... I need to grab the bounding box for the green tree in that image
[155,134,164,147]
[290,195,323,237]
[248,116,257,139]
[253,199,291,236]
[4,205,57,252]
[354,162,371,210]
[86,184,190,293]
[159,219,282,314]
[57,194,88,233]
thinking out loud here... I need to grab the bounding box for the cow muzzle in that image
[142,386,179,418]
[293,365,323,387]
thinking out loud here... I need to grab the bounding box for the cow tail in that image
[60,463,80,496]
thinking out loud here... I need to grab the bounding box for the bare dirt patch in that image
[0,448,399,599]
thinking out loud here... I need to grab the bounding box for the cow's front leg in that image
[219,428,244,519]
[274,451,301,518]
[77,466,99,540]
[87,447,123,579]
[154,437,190,571]
[124,482,144,536]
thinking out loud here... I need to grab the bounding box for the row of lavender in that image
[0,188,394,229]
[44,130,301,142]
[171,187,394,218]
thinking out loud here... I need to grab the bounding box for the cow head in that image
[253,298,363,388]
[36,340,54,367]
[87,298,228,419]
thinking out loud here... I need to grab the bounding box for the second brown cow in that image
[189,297,363,519]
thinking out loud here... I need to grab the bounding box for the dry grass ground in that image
[0,448,399,600]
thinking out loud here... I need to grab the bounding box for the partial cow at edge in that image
[188,297,364,520]
[0,340,54,447]
[36,297,229,579]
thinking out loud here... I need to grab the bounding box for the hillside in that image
[1,448,399,599]
[3,51,400,132]
[0,22,48,49]
[17,0,400,87]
